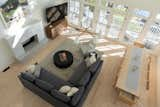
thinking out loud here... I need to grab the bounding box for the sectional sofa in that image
[18,58,103,107]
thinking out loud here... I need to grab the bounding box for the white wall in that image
[0,38,15,71]
[0,17,14,71]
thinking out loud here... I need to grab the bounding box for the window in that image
[84,0,96,5]
[81,4,94,29]
[113,4,128,13]
[134,9,150,18]
[107,14,125,39]
[101,0,108,8]
[107,2,114,8]
[125,17,146,41]
[127,17,145,33]
[124,9,150,42]
[143,21,160,49]
[68,0,157,47]
[156,13,160,20]
[96,10,110,35]
[68,0,80,25]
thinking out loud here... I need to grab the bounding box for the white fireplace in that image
[22,35,39,52]
[5,19,48,61]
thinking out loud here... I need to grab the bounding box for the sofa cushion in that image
[21,72,36,82]
[78,71,91,86]
[35,79,54,92]
[88,58,101,75]
[39,68,71,89]
[71,87,85,106]
[69,61,88,85]
[51,89,71,103]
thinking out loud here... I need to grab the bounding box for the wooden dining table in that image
[115,46,145,104]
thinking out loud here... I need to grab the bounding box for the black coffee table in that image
[53,50,73,69]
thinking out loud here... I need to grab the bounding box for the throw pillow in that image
[59,85,71,94]
[89,53,97,64]
[67,87,79,97]
[27,64,41,78]
[27,65,36,74]
[33,65,41,78]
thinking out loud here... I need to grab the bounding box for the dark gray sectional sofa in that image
[18,58,103,107]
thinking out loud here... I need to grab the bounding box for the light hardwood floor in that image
[0,34,157,107]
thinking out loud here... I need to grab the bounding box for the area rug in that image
[39,39,84,80]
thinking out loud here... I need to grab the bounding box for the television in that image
[46,2,68,24]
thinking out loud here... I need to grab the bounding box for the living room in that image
[0,0,159,107]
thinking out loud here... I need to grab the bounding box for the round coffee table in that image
[53,50,73,69]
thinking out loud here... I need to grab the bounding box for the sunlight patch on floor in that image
[96,39,109,44]
[96,44,126,52]
[102,54,109,58]
[109,51,125,57]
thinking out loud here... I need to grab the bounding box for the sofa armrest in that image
[21,72,36,82]
[51,89,71,103]
[88,58,101,75]
[71,86,85,106]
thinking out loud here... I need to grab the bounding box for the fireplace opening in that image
[22,35,39,52]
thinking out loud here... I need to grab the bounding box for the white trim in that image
[0,10,8,28]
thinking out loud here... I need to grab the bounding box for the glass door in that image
[81,4,95,29]
[107,14,125,39]
[68,0,80,25]
[143,14,160,49]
